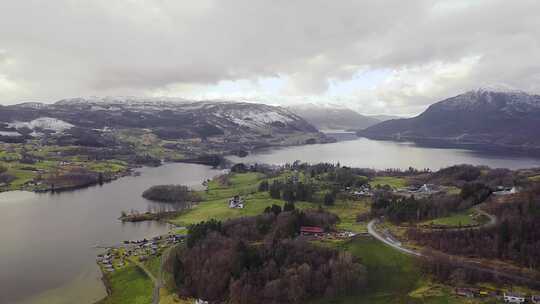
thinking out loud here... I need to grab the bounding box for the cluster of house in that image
[349,184,373,198]
[228,195,244,209]
[96,233,186,272]
[96,249,124,273]
[455,288,539,303]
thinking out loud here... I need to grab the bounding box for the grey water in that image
[227,137,540,170]
[0,163,221,304]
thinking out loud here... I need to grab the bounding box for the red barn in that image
[300,226,324,235]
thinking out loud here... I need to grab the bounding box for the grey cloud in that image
[0,0,539,114]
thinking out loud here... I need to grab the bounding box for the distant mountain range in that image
[358,89,540,149]
[0,97,327,150]
[288,104,381,131]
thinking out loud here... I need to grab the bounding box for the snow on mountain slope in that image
[0,131,22,137]
[8,117,74,133]
[50,97,316,133]
[214,105,298,129]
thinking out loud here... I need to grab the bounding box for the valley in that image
[2,95,540,304]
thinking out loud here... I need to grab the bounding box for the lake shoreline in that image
[358,135,540,157]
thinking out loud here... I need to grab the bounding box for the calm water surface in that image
[228,138,540,170]
[0,163,221,304]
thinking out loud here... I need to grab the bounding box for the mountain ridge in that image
[0,98,328,152]
[358,89,540,149]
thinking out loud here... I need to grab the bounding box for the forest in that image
[408,185,540,271]
[167,208,367,304]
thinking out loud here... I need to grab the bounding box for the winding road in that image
[366,212,540,289]
[366,204,498,257]
[367,219,421,256]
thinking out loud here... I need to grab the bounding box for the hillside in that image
[358,89,540,148]
[0,98,327,151]
[288,104,380,131]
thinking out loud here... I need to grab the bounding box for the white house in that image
[531,295,540,304]
[494,186,519,196]
[195,299,209,304]
[504,292,526,303]
[228,195,244,209]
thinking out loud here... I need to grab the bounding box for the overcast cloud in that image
[1,0,540,115]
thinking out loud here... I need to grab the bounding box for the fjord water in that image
[228,137,540,170]
[0,163,221,304]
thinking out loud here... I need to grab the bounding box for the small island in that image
[142,184,201,203]
[119,185,203,222]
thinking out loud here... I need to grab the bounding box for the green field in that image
[313,238,477,304]
[326,199,370,233]
[97,265,153,304]
[171,172,303,226]
[170,172,369,232]
[87,160,128,174]
[143,255,162,279]
[369,176,407,188]
[528,175,540,182]
[421,210,478,227]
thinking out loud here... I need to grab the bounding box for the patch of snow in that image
[8,117,74,133]
[218,107,295,129]
[0,131,22,137]
[16,102,46,109]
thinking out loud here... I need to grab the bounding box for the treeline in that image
[0,164,15,185]
[408,186,540,270]
[142,184,201,203]
[44,167,103,191]
[167,209,366,304]
[370,181,492,224]
[418,249,540,289]
[414,164,519,188]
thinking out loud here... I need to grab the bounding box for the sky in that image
[1,0,540,116]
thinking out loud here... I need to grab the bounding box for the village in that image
[96,232,185,274]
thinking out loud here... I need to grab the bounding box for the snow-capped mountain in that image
[358,89,540,148]
[288,103,380,131]
[0,97,324,147]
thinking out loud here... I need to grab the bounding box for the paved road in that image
[366,203,498,257]
[366,219,421,256]
[475,206,497,228]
